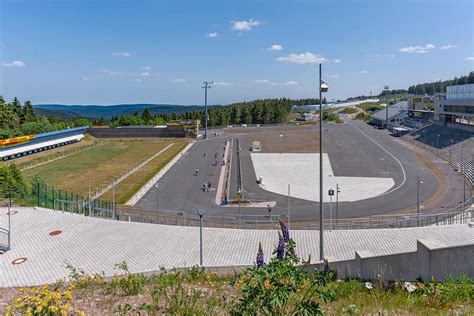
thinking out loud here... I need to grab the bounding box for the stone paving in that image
[1,207,473,287]
[251,153,394,202]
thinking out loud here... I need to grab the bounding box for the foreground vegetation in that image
[3,221,473,315]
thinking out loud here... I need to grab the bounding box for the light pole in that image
[436,134,440,156]
[7,196,11,250]
[336,184,340,225]
[384,86,390,129]
[461,143,466,203]
[319,63,328,261]
[202,81,214,140]
[155,183,159,223]
[288,184,291,230]
[112,178,116,219]
[417,177,423,226]
[197,208,207,266]
[328,188,334,231]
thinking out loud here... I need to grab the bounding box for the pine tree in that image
[142,108,152,123]
[20,100,37,124]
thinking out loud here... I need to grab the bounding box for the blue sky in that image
[1,0,473,105]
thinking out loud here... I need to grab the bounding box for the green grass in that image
[23,139,175,196]
[339,107,357,114]
[356,102,384,112]
[3,267,472,315]
[101,140,188,204]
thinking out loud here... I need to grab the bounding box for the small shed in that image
[251,140,262,152]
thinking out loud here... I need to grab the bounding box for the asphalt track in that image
[136,117,465,221]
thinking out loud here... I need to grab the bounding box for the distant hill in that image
[33,103,207,119]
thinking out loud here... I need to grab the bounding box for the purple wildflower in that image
[279,219,290,242]
[256,242,265,267]
[277,231,285,260]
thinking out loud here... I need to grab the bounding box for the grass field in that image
[100,140,188,204]
[23,139,182,197]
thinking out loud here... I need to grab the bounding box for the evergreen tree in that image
[142,108,152,123]
[20,100,37,124]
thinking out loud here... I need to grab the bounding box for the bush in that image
[230,221,336,314]
[340,107,356,114]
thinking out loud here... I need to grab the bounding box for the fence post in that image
[52,188,55,210]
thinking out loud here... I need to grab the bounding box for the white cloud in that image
[1,60,26,67]
[332,59,341,63]
[214,81,233,86]
[359,70,368,74]
[267,44,282,51]
[141,66,151,70]
[255,79,271,84]
[276,52,327,64]
[156,73,161,77]
[400,44,435,54]
[285,81,299,85]
[440,44,456,50]
[112,51,134,57]
[206,32,218,38]
[466,57,474,61]
[135,78,143,82]
[141,72,150,76]
[329,74,339,78]
[82,77,89,81]
[231,19,261,31]
[172,78,187,83]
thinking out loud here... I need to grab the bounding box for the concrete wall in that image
[157,235,474,282]
[87,127,186,138]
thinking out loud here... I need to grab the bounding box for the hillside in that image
[33,104,207,119]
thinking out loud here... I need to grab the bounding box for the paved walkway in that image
[1,207,473,287]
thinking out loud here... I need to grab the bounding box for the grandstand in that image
[405,124,473,185]
[0,126,87,161]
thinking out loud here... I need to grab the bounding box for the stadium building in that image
[0,126,87,161]
[435,84,474,130]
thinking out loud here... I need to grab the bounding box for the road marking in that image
[347,121,407,196]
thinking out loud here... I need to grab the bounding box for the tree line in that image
[0,97,324,140]
[408,71,474,95]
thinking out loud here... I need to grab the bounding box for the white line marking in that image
[347,121,407,196]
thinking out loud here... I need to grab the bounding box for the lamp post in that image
[384,86,390,129]
[288,184,291,230]
[202,81,214,140]
[336,184,340,225]
[155,183,159,223]
[7,196,11,250]
[417,177,423,226]
[461,143,466,203]
[197,208,207,266]
[319,63,328,261]
[436,134,440,156]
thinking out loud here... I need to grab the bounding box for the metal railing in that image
[307,198,473,230]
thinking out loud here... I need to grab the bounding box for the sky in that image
[0,0,473,105]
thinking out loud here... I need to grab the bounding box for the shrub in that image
[230,220,336,314]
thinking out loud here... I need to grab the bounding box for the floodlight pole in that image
[203,81,214,140]
[319,63,324,261]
